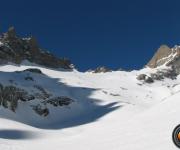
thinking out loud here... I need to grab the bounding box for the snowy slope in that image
[0,64,180,150]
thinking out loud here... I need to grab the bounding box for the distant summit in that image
[147,45,180,74]
[87,66,112,73]
[0,27,73,69]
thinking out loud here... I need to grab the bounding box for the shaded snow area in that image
[0,64,180,150]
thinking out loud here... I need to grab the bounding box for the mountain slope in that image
[0,63,179,150]
[0,28,180,150]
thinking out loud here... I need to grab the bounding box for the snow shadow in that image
[0,70,121,129]
[0,129,40,140]
[48,102,121,129]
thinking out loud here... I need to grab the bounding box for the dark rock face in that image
[0,81,74,116]
[0,84,30,112]
[151,68,177,80]
[46,96,74,107]
[32,105,49,117]
[0,69,75,116]
[0,27,73,69]
[23,68,43,74]
[136,74,147,80]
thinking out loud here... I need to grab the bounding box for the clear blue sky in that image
[1,0,180,71]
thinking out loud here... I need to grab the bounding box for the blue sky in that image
[1,0,180,71]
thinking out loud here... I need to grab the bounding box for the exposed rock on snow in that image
[137,74,154,83]
[137,66,177,83]
[23,68,43,74]
[0,84,29,112]
[0,70,75,117]
[88,66,112,73]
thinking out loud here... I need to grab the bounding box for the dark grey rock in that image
[46,96,74,107]
[137,74,154,83]
[144,76,154,83]
[0,84,29,112]
[137,67,177,84]
[32,104,49,117]
[136,74,146,80]
[23,68,42,74]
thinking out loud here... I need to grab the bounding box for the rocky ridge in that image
[137,44,180,83]
[147,44,180,74]
[87,66,112,73]
[0,27,73,69]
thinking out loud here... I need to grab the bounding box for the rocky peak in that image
[147,44,180,74]
[89,66,112,73]
[5,26,17,39]
[0,27,73,70]
[147,45,172,68]
[28,36,39,53]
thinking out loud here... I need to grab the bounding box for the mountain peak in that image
[6,26,16,38]
[147,45,171,68]
[0,27,73,70]
[147,44,180,73]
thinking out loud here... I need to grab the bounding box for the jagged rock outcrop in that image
[147,45,172,68]
[137,67,177,83]
[88,66,112,73]
[0,27,73,69]
[147,45,180,74]
[0,68,75,116]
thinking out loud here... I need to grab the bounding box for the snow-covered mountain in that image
[0,28,180,150]
[147,44,180,74]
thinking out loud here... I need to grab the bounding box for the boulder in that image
[137,74,154,83]
[136,74,146,80]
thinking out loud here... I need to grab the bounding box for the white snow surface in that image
[0,64,180,150]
